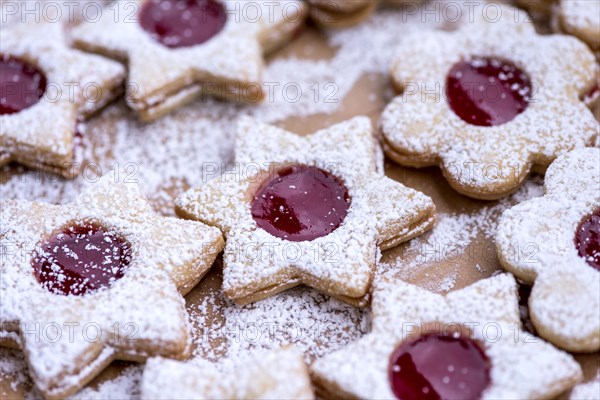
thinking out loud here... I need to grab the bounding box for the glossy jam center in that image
[388,333,491,400]
[0,55,46,115]
[32,222,131,296]
[139,0,226,48]
[446,57,531,127]
[251,165,350,242]
[575,210,600,271]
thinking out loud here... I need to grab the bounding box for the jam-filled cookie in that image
[141,347,314,399]
[496,147,600,352]
[0,176,224,399]
[0,21,125,177]
[380,3,598,200]
[71,0,307,122]
[310,274,582,399]
[176,116,435,306]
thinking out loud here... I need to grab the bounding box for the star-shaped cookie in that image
[0,21,125,178]
[379,3,598,200]
[71,0,307,121]
[496,147,600,352]
[176,116,435,306]
[141,347,313,399]
[0,176,224,399]
[310,274,582,399]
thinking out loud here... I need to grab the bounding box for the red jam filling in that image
[139,0,226,48]
[251,165,351,242]
[32,222,131,296]
[575,210,600,271]
[388,333,491,400]
[0,55,46,115]
[446,57,531,127]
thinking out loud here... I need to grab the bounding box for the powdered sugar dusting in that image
[496,148,600,352]
[380,3,598,198]
[379,176,544,292]
[1,2,595,399]
[1,176,223,398]
[70,366,142,400]
[310,274,582,399]
[140,347,313,399]
[2,5,442,214]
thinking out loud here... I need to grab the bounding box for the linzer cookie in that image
[0,176,224,399]
[0,21,124,178]
[496,147,600,352]
[141,347,314,399]
[176,116,435,306]
[379,3,598,200]
[310,274,582,399]
[71,0,307,122]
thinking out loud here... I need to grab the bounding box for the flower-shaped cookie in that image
[380,3,598,200]
[0,21,125,177]
[71,0,307,121]
[141,347,313,399]
[496,147,600,352]
[176,116,435,306]
[311,274,582,399]
[0,176,224,399]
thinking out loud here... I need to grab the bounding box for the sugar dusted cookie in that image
[308,0,377,28]
[0,21,125,178]
[558,0,600,51]
[308,0,421,29]
[71,0,307,122]
[0,176,224,399]
[570,373,600,400]
[141,347,314,399]
[380,3,598,200]
[496,147,600,352]
[176,116,435,306]
[310,274,582,399]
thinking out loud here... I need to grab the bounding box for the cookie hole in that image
[0,54,47,115]
[388,323,491,400]
[32,220,132,296]
[250,164,351,242]
[445,56,532,127]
